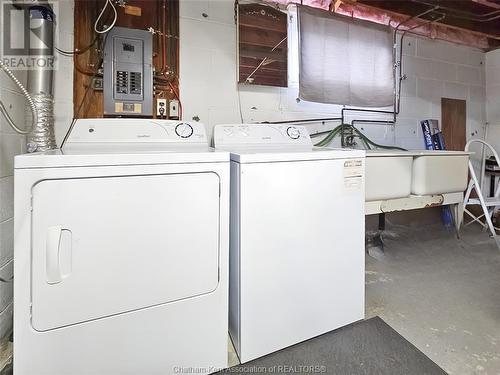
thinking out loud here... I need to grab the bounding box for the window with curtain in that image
[298,6,394,107]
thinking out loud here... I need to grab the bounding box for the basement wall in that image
[0,1,74,344]
[0,69,24,343]
[485,49,500,152]
[53,1,75,146]
[179,0,487,150]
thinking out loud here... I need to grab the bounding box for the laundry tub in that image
[411,151,470,195]
[365,151,413,201]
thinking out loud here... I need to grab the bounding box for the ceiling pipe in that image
[409,0,500,21]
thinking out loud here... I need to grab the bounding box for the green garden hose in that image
[314,123,407,151]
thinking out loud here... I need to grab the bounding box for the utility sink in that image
[365,151,413,201]
[411,151,469,195]
[365,150,470,201]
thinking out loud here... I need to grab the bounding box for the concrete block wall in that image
[0,16,27,341]
[485,49,500,153]
[180,0,486,150]
[403,37,486,145]
[53,0,75,146]
[0,1,74,343]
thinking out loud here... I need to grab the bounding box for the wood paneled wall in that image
[238,3,288,87]
[73,0,179,118]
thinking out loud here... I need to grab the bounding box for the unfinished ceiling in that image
[268,0,500,50]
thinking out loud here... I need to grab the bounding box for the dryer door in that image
[31,172,220,331]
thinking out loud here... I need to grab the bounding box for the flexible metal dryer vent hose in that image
[27,94,56,152]
[0,60,38,135]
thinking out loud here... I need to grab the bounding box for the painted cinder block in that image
[0,220,13,269]
[0,135,24,179]
[0,90,26,134]
[417,38,469,65]
[486,49,500,69]
[468,49,485,67]
[400,76,417,98]
[180,17,235,51]
[417,78,444,101]
[0,177,13,223]
[404,56,457,82]
[444,82,468,100]
[0,303,12,341]
[456,65,482,85]
[396,35,416,57]
[180,0,209,21]
[0,261,13,313]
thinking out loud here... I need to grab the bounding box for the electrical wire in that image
[0,60,37,135]
[94,0,118,34]
[238,88,244,123]
[55,36,98,56]
[409,0,500,21]
[74,33,109,120]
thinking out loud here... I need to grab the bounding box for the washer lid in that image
[218,146,365,163]
[213,124,364,163]
[15,145,229,169]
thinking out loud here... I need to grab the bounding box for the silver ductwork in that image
[26,2,56,152]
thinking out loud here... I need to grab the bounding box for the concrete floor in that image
[366,209,500,375]
[3,210,498,375]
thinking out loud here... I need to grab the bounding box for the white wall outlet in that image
[169,99,180,119]
[156,98,167,117]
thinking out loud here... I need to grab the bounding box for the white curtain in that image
[298,6,394,107]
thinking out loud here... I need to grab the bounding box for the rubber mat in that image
[219,316,447,375]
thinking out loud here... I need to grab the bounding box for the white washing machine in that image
[214,124,365,363]
[14,119,229,375]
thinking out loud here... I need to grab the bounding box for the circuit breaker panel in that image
[104,27,153,117]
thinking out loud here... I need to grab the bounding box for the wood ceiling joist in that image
[472,0,500,10]
[336,0,500,50]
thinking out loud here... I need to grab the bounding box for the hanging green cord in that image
[351,125,407,151]
[315,130,339,147]
[314,125,342,146]
[360,136,371,150]
[314,123,407,151]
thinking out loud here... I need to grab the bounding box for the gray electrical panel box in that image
[103,27,153,117]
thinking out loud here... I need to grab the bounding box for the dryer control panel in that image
[214,124,313,147]
[63,119,208,148]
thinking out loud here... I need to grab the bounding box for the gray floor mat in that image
[219,316,447,375]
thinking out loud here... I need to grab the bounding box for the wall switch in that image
[156,98,167,117]
[169,99,179,119]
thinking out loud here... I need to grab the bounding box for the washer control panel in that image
[64,119,208,146]
[214,124,313,147]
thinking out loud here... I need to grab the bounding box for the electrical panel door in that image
[104,27,153,116]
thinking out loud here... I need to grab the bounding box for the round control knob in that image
[175,123,194,138]
[287,126,300,140]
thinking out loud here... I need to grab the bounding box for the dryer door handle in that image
[46,225,63,284]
